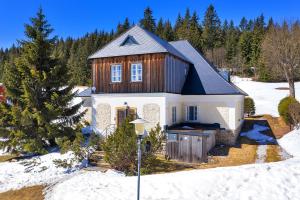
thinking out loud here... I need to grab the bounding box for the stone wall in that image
[96,103,111,130]
[215,121,244,145]
[143,103,160,130]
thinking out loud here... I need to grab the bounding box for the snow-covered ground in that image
[1,78,300,199]
[232,76,300,117]
[0,152,85,193]
[44,129,300,200]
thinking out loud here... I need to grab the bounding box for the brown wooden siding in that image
[91,53,190,93]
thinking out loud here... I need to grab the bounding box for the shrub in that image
[244,97,256,117]
[102,117,164,175]
[102,117,137,174]
[278,96,298,125]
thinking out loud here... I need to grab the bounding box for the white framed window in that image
[186,106,198,121]
[111,64,122,82]
[131,63,142,82]
[172,106,177,124]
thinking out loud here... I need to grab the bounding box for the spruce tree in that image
[0,8,84,154]
[162,20,175,41]
[174,13,183,39]
[189,11,203,52]
[156,18,164,38]
[140,7,156,32]
[202,4,222,62]
[225,20,239,67]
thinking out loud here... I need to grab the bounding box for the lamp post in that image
[130,118,148,200]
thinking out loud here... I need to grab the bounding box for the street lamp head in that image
[130,118,148,136]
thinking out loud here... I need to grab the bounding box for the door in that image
[116,107,137,127]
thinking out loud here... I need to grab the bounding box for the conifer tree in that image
[162,20,175,41]
[189,11,203,52]
[225,20,239,66]
[174,13,183,39]
[140,7,156,32]
[202,4,222,62]
[156,18,164,38]
[0,8,84,154]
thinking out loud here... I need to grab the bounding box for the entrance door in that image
[116,107,136,126]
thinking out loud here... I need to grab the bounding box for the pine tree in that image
[0,8,84,154]
[156,18,164,38]
[174,13,183,39]
[202,4,222,62]
[176,8,191,40]
[225,20,239,67]
[162,20,175,41]
[140,7,156,32]
[189,11,203,52]
[117,17,130,35]
[239,17,248,31]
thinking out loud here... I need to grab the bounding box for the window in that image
[131,63,142,82]
[111,64,122,82]
[186,106,198,121]
[172,106,177,123]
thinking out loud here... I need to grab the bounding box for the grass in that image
[266,145,283,163]
[0,185,44,200]
[0,155,17,163]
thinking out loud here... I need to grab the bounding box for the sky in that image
[1,0,300,49]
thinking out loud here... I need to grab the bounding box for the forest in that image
[0,4,299,86]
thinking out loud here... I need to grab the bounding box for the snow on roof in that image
[169,40,246,95]
[76,87,91,97]
[88,25,189,62]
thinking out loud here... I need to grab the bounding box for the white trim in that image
[111,64,122,83]
[131,63,142,82]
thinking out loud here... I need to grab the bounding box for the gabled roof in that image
[89,25,189,62]
[169,40,247,95]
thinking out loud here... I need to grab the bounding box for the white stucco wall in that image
[91,93,167,133]
[164,94,244,130]
[91,93,244,134]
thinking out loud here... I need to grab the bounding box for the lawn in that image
[0,185,44,200]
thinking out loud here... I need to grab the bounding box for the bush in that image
[102,117,164,175]
[244,97,256,117]
[278,96,298,125]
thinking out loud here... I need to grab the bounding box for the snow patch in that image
[0,151,84,192]
[232,76,300,117]
[278,129,300,157]
[240,124,275,144]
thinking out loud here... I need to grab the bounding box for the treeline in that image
[0,5,298,85]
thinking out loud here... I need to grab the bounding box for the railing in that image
[101,124,116,139]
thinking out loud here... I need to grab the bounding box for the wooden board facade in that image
[91,53,190,94]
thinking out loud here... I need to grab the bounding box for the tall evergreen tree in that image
[174,13,183,39]
[189,11,203,52]
[225,20,239,66]
[0,8,84,153]
[239,17,248,31]
[162,20,175,41]
[156,18,164,38]
[202,4,222,62]
[140,7,156,32]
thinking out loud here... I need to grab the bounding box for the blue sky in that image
[1,0,299,49]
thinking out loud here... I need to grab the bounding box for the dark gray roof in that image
[89,25,189,61]
[169,40,246,95]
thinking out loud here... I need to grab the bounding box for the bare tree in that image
[262,21,300,97]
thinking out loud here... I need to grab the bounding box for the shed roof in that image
[169,40,247,95]
[88,25,189,62]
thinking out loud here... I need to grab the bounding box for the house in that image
[0,83,5,103]
[83,25,246,161]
